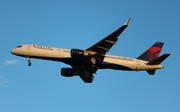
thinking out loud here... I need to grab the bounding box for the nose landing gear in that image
[27,57,32,66]
[28,62,32,66]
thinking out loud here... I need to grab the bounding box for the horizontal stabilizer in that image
[146,70,156,75]
[147,53,170,65]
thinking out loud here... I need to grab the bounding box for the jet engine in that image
[71,49,89,58]
[61,68,78,77]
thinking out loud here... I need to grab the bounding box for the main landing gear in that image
[27,57,32,66]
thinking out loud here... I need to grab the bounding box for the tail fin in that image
[137,42,164,61]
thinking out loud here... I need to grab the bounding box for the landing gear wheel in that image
[27,57,32,66]
[28,62,32,66]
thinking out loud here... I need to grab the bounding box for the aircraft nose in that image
[11,49,16,54]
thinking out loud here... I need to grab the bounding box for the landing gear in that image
[27,57,32,66]
[28,62,32,66]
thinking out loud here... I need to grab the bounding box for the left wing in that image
[72,18,130,83]
[86,18,130,57]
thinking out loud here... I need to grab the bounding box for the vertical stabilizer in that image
[137,42,164,61]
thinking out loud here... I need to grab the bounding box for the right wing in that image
[71,65,95,83]
[79,73,94,83]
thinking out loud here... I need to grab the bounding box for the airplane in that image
[11,18,170,83]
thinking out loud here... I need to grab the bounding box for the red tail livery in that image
[137,42,164,61]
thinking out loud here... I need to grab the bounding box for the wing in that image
[79,73,94,83]
[86,18,130,56]
[71,65,95,83]
[71,18,131,83]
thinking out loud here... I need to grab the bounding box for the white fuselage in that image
[11,44,163,71]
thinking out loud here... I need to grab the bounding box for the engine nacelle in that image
[61,68,78,77]
[71,49,89,58]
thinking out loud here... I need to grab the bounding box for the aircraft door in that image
[136,60,139,70]
[57,49,61,54]
[27,45,31,50]
[137,60,139,65]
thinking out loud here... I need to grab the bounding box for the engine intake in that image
[61,68,78,77]
[71,49,89,58]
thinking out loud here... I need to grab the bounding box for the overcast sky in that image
[0,0,180,112]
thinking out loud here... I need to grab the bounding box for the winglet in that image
[124,18,131,26]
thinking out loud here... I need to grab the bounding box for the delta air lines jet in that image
[11,18,170,83]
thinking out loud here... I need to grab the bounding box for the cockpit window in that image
[16,46,22,48]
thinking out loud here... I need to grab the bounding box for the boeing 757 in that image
[11,18,170,83]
